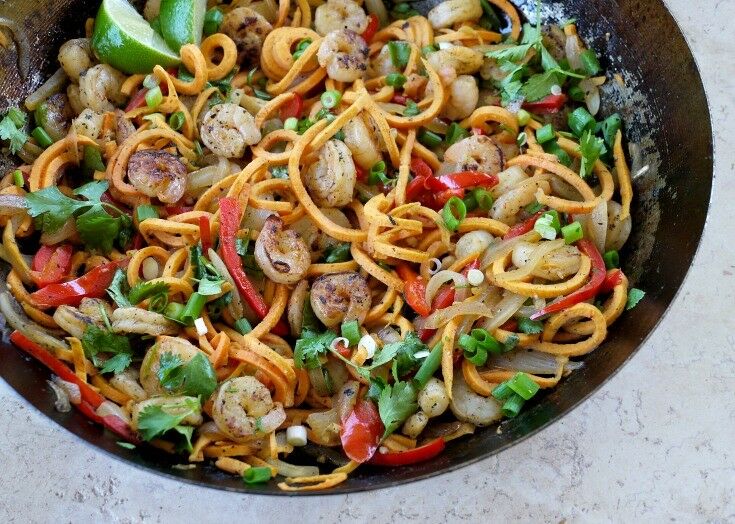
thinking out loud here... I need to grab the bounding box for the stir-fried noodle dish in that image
[0,0,645,490]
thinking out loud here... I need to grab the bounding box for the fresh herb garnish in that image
[25,181,133,254]
[156,351,217,399]
[626,288,645,310]
[0,107,28,154]
[81,324,133,374]
[136,396,201,447]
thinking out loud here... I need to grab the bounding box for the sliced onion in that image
[425,270,467,305]
[0,194,27,215]
[479,231,540,270]
[376,326,401,345]
[425,117,449,135]
[335,381,360,422]
[501,239,564,282]
[96,400,130,424]
[586,198,608,254]
[579,76,605,116]
[455,231,494,261]
[423,421,475,442]
[266,458,319,478]
[378,102,408,115]
[564,35,583,71]
[0,291,69,354]
[186,157,229,193]
[488,350,566,375]
[207,249,244,319]
[308,367,332,396]
[629,142,644,177]
[364,0,389,26]
[423,299,495,329]
[481,292,526,331]
[47,379,71,412]
[241,206,274,231]
[40,219,77,245]
[53,375,81,405]
[305,409,340,446]
[330,337,349,351]
[492,166,529,198]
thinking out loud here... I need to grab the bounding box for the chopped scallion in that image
[473,188,494,211]
[31,127,53,148]
[135,204,159,223]
[179,292,206,326]
[234,318,253,335]
[243,466,271,485]
[568,107,596,138]
[320,90,342,109]
[145,86,163,109]
[603,250,620,269]
[385,72,407,87]
[536,124,555,144]
[417,128,442,148]
[561,220,583,244]
[516,109,531,127]
[341,320,361,346]
[168,111,185,131]
[203,7,224,35]
[442,196,466,231]
[444,122,469,146]
[12,169,23,187]
[506,372,540,400]
[501,393,525,418]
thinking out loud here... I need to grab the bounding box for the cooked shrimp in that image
[115,109,136,144]
[304,139,357,207]
[53,305,101,339]
[342,113,382,170]
[66,84,84,115]
[401,410,429,439]
[78,298,113,325]
[111,307,179,335]
[428,0,482,29]
[109,369,147,401]
[444,75,479,120]
[200,103,262,158]
[310,272,370,328]
[57,38,95,82]
[367,45,399,78]
[78,64,127,113]
[139,336,201,396]
[254,215,310,285]
[314,0,368,36]
[127,150,187,204]
[442,135,504,175]
[317,29,369,83]
[212,376,287,442]
[220,7,273,66]
[71,108,104,139]
[491,177,551,224]
[426,73,478,121]
[427,46,484,75]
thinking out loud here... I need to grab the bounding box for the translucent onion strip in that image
[425,270,467,305]
[496,239,564,282]
[481,292,526,332]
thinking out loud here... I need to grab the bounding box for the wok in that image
[0,0,712,494]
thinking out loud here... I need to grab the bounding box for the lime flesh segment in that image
[159,0,207,52]
[92,0,181,74]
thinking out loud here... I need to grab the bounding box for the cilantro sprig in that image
[81,323,134,375]
[0,107,29,154]
[136,396,201,450]
[25,181,133,254]
[156,351,217,399]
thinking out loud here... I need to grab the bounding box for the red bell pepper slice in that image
[218,197,288,336]
[354,163,367,182]
[361,14,379,44]
[530,239,606,320]
[522,94,568,114]
[410,157,433,179]
[199,215,212,254]
[31,244,73,287]
[30,260,121,308]
[125,88,149,112]
[340,399,384,463]
[599,268,624,294]
[395,263,431,317]
[503,211,545,240]
[369,437,445,466]
[438,171,499,191]
[391,94,408,105]
[279,93,303,120]
[471,127,485,136]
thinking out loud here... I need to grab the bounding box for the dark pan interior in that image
[0,0,712,494]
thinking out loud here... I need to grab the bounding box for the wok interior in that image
[0,0,712,493]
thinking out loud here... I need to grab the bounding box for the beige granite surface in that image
[1,0,734,522]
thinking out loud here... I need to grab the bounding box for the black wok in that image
[0,0,712,494]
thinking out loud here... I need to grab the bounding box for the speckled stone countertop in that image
[1,0,733,521]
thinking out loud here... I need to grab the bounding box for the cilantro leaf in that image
[76,205,123,253]
[294,330,336,369]
[25,186,84,233]
[81,324,133,373]
[156,352,217,399]
[0,107,28,154]
[368,331,427,380]
[197,276,224,296]
[136,397,201,441]
[485,43,535,63]
[323,243,352,263]
[578,130,606,178]
[626,288,645,310]
[129,280,170,305]
[378,381,418,438]
[99,352,133,374]
[107,269,132,308]
[517,316,544,334]
[73,180,109,202]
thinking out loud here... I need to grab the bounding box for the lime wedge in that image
[159,0,207,52]
[91,0,181,74]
